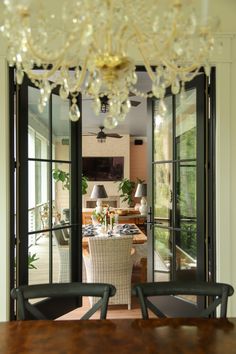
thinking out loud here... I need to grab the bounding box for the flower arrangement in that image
[92,207,116,228]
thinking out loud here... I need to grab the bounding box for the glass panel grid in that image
[154,226,171,282]
[153,95,173,162]
[27,83,73,289]
[154,162,172,221]
[175,88,197,160]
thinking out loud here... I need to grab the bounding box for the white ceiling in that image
[28,71,152,138]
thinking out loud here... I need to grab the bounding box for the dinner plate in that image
[121,229,140,235]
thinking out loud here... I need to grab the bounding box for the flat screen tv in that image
[82,157,124,181]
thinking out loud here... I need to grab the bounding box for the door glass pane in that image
[176,229,197,271]
[28,161,50,233]
[28,234,49,285]
[175,89,197,160]
[52,162,71,225]
[154,162,172,223]
[176,161,197,227]
[28,86,50,159]
[175,230,197,304]
[154,226,171,282]
[154,95,173,161]
[52,94,71,161]
[53,227,71,283]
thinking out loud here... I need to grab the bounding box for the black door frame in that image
[147,69,216,316]
[10,73,82,319]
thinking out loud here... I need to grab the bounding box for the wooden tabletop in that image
[82,225,147,248]
[1,318,236,353]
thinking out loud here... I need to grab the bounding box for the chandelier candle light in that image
[0,0,217,128]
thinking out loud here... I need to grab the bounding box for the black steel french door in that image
[147,72,214,316]
[13,76,82,319]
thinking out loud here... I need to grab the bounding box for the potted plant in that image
[82,175,88,195]
[117,178,135,207]
[15,244,39,270]
[52,168,88,222]
[52,168,88,195]
[52,168,70,190]
[28,252,39,269]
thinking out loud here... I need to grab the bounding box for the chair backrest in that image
[11,282,116,320]
[88,235,133,267]
[132,281,234,319]
[87,236,133,282]
[86,235,133,307]
[52,226,70,282]
[53,227,68,246]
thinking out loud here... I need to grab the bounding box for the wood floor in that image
[29,235,151,320]
[57,296,155,320]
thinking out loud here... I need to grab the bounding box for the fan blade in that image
[129,92,136,97]
[82,132,97,136]
[106,133,123,138]
[130,100,141,107]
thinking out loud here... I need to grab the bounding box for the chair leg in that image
[140,257,147,283]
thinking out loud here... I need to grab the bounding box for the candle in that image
[104,215,107,231]
[201,0,208,25]
[110,215,113,229]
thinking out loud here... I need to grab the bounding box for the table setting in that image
[82,224,141,238]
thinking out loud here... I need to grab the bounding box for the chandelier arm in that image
[120,33,136,54]
[25,22,93,66]
[131,2,180,64]
[21,15,73,64]
[129,22,155,81]
[117,25,130,53]
[106,0,114,53]
[70,56,89,93]
[27,36,76,64]
[162,58,202,74]
[25,54,89,90]
[25,62,62,81]
[138,48,156,82]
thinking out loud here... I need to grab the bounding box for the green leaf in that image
[28,253,39,269]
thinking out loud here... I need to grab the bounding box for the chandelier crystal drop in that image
[0,0,218,128]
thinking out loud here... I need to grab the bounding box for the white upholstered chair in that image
[83,235,134,309]
[53,228,70,283]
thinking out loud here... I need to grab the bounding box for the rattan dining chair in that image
[83,235,134,309]
[132,281,234,319]
[11,282,116,320]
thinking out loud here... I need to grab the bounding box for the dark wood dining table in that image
[0,318,236,354]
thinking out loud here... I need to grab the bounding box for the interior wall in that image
[0,0,236,320]
[214,33,236,316]
[54,136,149,212]
[82,135,130,208]
[130,140,147,183]
[209,0,236,33]
[230,34,236,317]
[0,55,10,321]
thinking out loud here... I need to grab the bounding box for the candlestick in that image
[110,215,113,230]
[201,0,208,25]
[104,215,107,231]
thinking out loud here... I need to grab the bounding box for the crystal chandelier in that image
[0,0,217,129]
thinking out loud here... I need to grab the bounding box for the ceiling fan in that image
[84,126,123,142]
[83,93,141,113]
